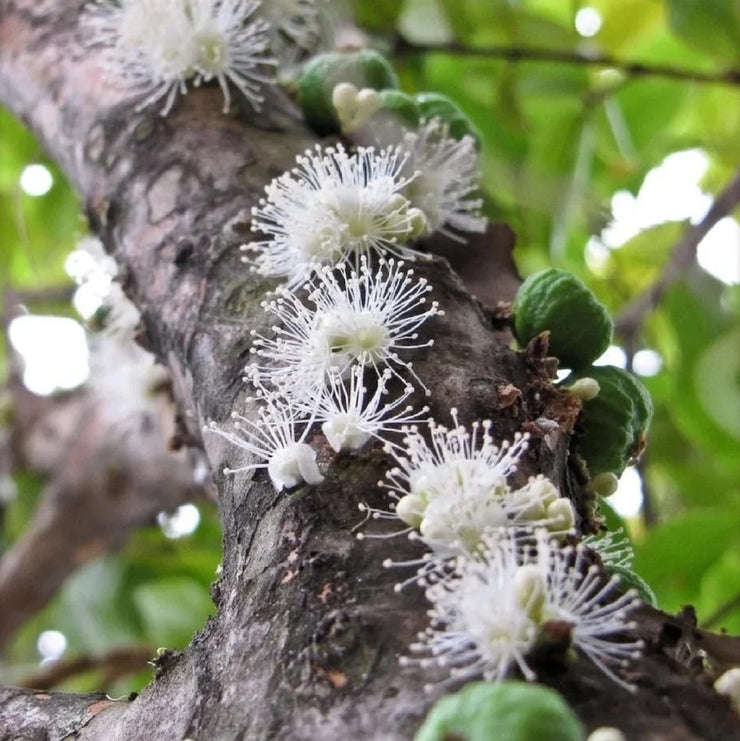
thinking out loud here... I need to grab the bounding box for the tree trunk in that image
[1,2,740,739]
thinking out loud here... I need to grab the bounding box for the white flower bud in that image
[322,414,370,452]
[545,497,576,532]
[267,442,324,491]
[395,494,425,529]
[332,82,359,129]
[590,471,619,498]
[715,668,740,714]
[514,564,547,622]
[586,728,626,741]
[568,377,600,401]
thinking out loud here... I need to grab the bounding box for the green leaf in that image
[666,0,740,64]
[55,557,141,653]
[697,547,740,633]
[694,330,740,440]
[658,282,740,474]
[633,508,740,612]
[349,0,403,31]
[133,577,214,648]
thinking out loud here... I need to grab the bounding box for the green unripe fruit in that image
[513,269,613,370]
[298,50,399,136]
[377,89,421,127]
[416,681,585,741]
[565,365,653,479]
[414,92,481,145]
[355,89,422,141]
[608,564,657,607]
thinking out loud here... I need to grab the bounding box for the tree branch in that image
[1,3,740,739]
[393,36,740,87]
[615,163,740,337]
[701,592,740,631]
[0,376,211,647]
[18,645,154,691]
[0,687,127,739]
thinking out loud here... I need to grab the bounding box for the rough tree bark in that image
[1,2,740,739]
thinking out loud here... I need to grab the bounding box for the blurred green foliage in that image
[1,0,740,693]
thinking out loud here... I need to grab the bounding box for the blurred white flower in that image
[402,118,486,237]
[257,0,322,51]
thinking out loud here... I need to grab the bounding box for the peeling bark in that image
[1,2,740,739]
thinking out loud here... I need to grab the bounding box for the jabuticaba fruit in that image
[414,92,482,145]
[415,680,584,741]
[298,50,399,136]
[564,365,653,479]
[376,89,421,128]
[513,268,613,371]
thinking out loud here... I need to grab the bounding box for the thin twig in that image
[701,592,740,630]
[614,163,740,337]
[19,645,153,690]
[392,36,740,87]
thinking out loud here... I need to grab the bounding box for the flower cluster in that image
[65,237,170,426]
[90,0,329,115]
[359,412,574,560]
[207,139,451,490]
[185,37,639,694]
[354,406,641,689]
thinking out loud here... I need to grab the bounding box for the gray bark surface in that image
[1,1,740,739]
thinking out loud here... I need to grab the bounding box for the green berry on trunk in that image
[564,365,653,479]
[414,92,481,145]
[513,268,613,371]
[415,681,585,741]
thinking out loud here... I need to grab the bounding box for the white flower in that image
[65,237,141,336]
[362,413,574,586]
[381,410,530,522]
[587,729,627,741]
[715,668,740,714]
[188,0,276,113]
[93,0,275,115]
[401,118,486,237]
[245,145,428,286]
[535,532,643,690]
[88,333,169,426]
[205,384,323,491]
[403,529,539,686]
[66,237,118,286]
[249,258,443,396]
[404,529,642,690]
[310,367,429,452]
[412,475,575,558]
